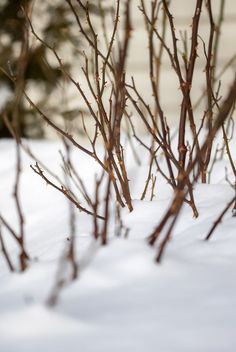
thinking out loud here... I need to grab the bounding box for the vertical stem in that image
[0,226,15,272]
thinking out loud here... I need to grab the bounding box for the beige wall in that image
[37,1,236,137]
[126,1,236,121]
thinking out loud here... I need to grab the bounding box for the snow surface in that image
[0,137,236,352]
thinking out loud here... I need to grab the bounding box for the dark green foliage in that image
[0,0,29,40]
[0,0,99,138]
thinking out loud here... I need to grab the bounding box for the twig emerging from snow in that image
[149,75,236,261]
[30,163,105,220]
[0,226,14,272]
[205,195,236,240]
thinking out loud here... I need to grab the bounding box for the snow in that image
[1,137,236,352]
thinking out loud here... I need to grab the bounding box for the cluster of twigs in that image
[127,0,236,261]
[0,114,29,272]
[1,0,236,284]
[0,3,32,271]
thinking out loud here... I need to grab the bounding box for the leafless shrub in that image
[1,0,236,277]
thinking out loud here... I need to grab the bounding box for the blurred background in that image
[0,0,236,139]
